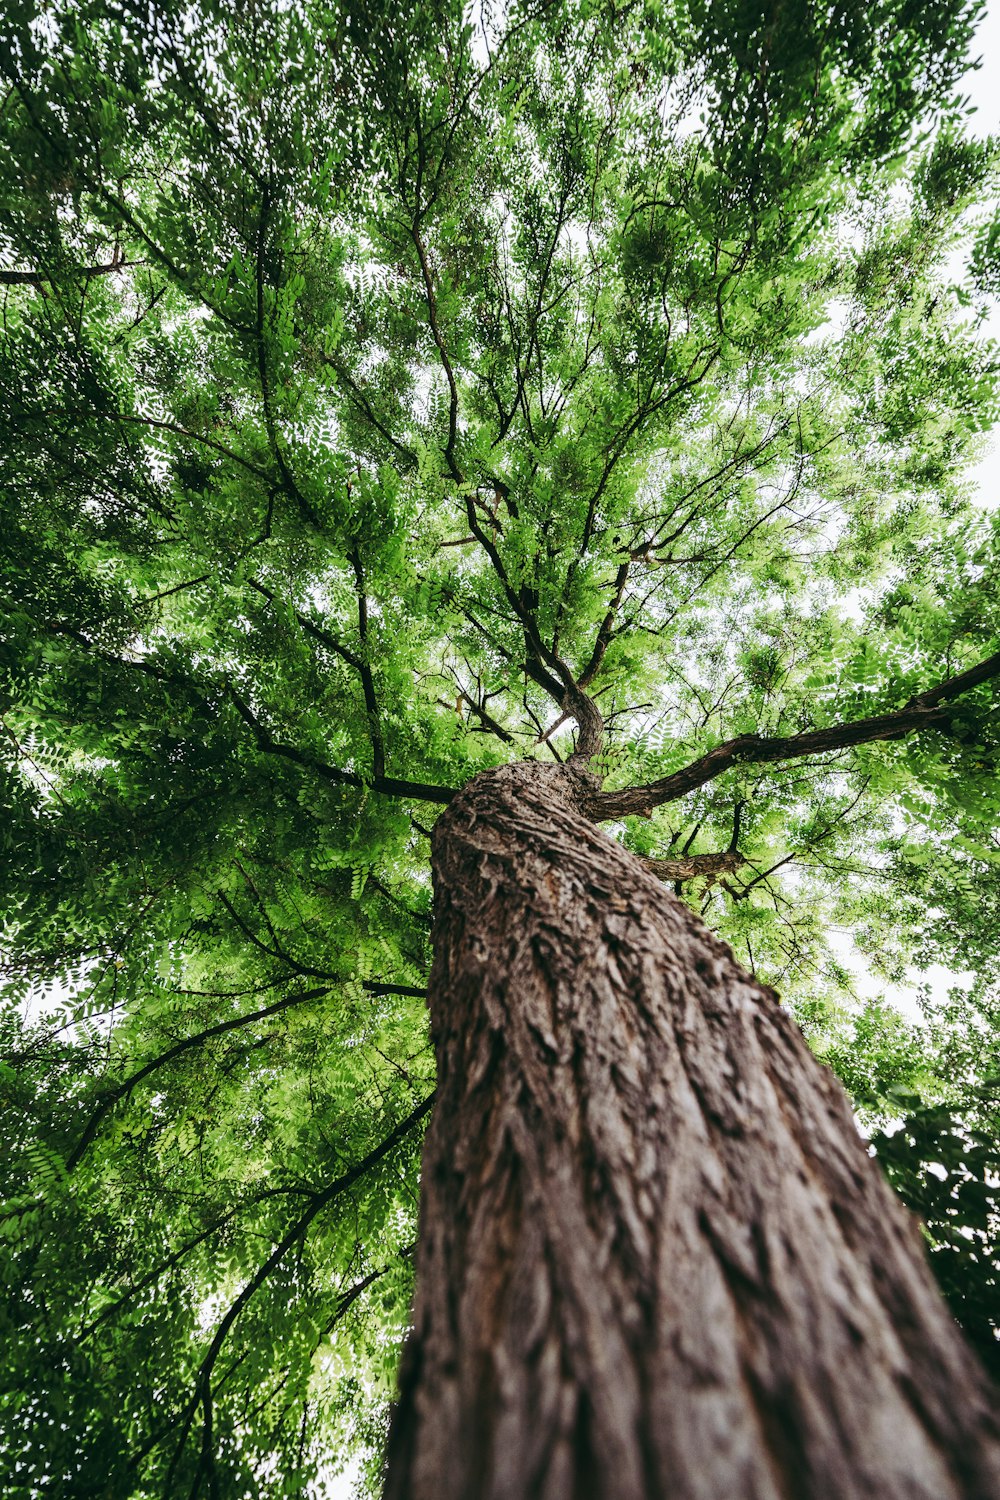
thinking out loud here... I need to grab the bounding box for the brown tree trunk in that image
[383,762,1000,1500]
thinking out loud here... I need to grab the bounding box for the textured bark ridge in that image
[383,762,1000,1500]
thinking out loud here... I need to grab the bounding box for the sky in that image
[965,2,1000,141]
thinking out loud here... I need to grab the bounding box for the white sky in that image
[963,1,1000,137]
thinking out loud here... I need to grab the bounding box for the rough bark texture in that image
[383,762,1000,1500]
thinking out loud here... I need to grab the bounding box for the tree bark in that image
[382,762,1000,1500]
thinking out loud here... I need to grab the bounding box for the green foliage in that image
[1,0,999,1492]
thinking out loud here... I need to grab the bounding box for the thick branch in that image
[586,651,1000,819]
[562,681,605,760]
[226,686,454,804]
[638,849,747,883]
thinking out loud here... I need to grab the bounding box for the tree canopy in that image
[1,0,1000,1493]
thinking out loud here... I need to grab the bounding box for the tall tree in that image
[2,0,1000,1494]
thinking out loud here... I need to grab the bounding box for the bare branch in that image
[585,650,1000,819]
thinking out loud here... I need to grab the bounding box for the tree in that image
[2,0,1000,1493]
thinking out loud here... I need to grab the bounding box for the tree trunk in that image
[382,762,1000,1500]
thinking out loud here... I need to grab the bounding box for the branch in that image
[320,353,419,467]
[9,79,251,333]
[43,619,454,806]
[66,980,428,1169]
[31,408,272,482]
[77,1185,319,1343]
[405,219,604,760]
[458,494,605,755]
[253,186,321,529]
[243,1237,416,1430]
[246,578,362,670]
[0,258,144,286]
[586,650,1000,819]
[578,559,630,688]
[724,783,871,902]
[164,1093,435,1492]
[639,849,747,883]
[323,1241,415,1329]
[562,681,605,761]
[66,985,331,1169]
[411,223,462,482]
[441,679,516,745]
[349,545,386,782]
[143,573,213,604]
[226,685,454,804]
